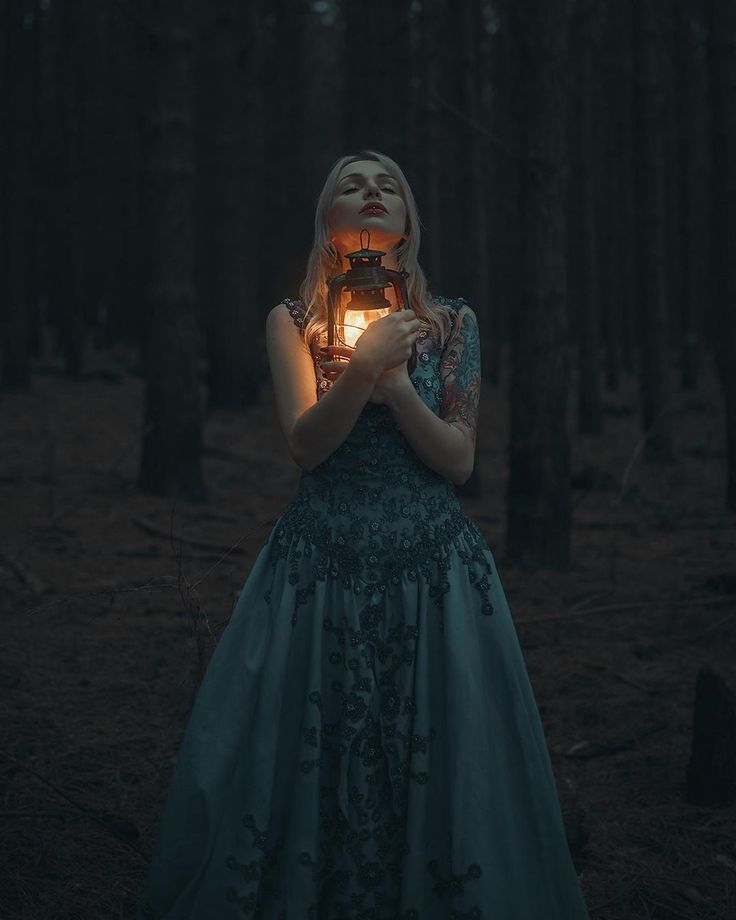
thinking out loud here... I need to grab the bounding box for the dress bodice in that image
[267,297,490,601]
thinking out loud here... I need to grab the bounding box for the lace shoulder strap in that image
[280,297,306,331]
[432,294,469,347]
[432,294,468,312]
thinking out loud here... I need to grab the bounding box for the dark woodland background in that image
[1,0,736,917]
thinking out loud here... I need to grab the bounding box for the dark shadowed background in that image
[1,0,735,917]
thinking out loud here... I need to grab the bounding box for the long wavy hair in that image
[298,150,454,353]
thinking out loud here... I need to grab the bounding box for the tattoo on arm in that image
[439,307,481,443]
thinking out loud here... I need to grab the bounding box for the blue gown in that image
[136,296,590,919]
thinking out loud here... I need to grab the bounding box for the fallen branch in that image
[516,593,736,625]
[591,665,661,695]
[22,511,278,617]
[23,576,179,617]
[587,866,652,914]
[0,748,146,858]
[688,611,736,640]
[564,721,667,760]
[130,516,247,554]
[0,810,75,819]
[0,551,48,595]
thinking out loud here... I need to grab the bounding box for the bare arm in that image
[266,304,382,472]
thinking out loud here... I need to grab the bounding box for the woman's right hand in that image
[352,310,421,374]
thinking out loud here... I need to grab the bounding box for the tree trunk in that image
[417,0,443,292]
[57,0,87,377]
[113,7,147,347]
[666,11,685,385]
[678,0,711,391]
[1,0,36,388]
[489,0,522,393]
[597,1,623,393]
[138,0,205,500]
[506,0,572,569]
[619,0,637,378]
[260,0,300,304]
[486,2,509,389]
[197,0,259,411]
[569,0,602,436]
[708,0,736,510]
[461,0,489,361]
[633,0,673,460]
[453,0,486,500]
[343,0,410,162]
[685,664,736,806]
[436,2,466,300]
[299,0,345,264]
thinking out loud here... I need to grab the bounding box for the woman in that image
[136,150,591,918]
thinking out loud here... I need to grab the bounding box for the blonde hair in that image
[298,149,454,353]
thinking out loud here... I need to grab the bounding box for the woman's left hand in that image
[366,362,411,405]
[320,346,409,406]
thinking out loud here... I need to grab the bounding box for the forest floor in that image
[1,343,735,920]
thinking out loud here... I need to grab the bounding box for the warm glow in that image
[339,307,392,348]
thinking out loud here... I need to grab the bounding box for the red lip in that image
[360,202,388,214]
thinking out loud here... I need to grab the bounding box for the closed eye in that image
[341,185,398,194]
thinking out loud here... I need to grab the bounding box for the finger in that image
[319,345,354,356]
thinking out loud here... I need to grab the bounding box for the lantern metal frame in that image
[326,229,417,377]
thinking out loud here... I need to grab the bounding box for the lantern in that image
[326,229,417,377]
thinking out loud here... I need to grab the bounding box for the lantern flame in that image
[339,307,392,348]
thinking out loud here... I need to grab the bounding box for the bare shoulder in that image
[267,300,307,336]
[267,301,297,324]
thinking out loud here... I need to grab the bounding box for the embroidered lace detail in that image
[269,294,493,620]
[280,298,334,395]
[282,296,307,331]
[218,604,491,917]
[269,484,495,626]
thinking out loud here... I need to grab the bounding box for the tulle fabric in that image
[137,518,589,919]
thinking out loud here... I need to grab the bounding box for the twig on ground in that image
[564,721,668,760]
[0,552,48,595]
[516,593,736,625]
[0,749,146,859]
[23,577,179,617]
[131,516,247,554]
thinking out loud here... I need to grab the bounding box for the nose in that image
[363,179,382,198]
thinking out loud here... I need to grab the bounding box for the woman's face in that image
[328,160,408,255]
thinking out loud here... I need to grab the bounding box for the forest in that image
[1,0,735,917]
